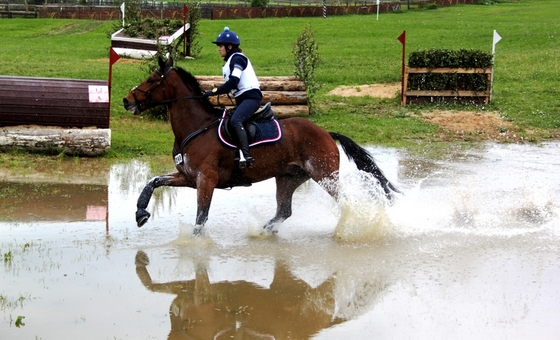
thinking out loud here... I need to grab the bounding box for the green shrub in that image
[251,0,268,8]
[292,24,321,114]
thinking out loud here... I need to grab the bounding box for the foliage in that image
[123,17,184,39]
[407,49,493,92]
[408,49,493,69]
[251,0,269,7]
[123,0,141,27]
[114,0,183,39]
[184,0,203,58]
[292,24,321,114]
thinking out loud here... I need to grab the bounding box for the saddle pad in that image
[217,109,282,148]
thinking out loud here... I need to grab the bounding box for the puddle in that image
[1,143,559,339]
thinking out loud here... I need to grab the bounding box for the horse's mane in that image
[174,67,224,116]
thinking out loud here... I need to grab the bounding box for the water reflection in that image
[135,250,342,339]
[0,182,107,222]
[1,142,559,339]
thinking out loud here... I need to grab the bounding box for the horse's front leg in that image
[136,172,190,227]
[192,172,219,235]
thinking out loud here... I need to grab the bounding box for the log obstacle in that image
[0,75,110,156]
[197,76,309,118]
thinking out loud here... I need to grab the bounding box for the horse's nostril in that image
[123,98,129,105]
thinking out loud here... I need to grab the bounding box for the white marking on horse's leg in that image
[193,224,205,236]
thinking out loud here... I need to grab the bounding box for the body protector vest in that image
[222,52,260,97]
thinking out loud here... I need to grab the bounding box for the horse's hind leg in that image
[263,173,309,233]
[136,172,190,228]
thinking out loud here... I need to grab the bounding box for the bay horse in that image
[123,57,400,235]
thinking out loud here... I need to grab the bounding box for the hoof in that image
[261,225,279,235]
[135,250,150,267]
[192,226,205,237]
[136,209,151,228]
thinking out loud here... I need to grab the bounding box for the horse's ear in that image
[166,56,174,68]
[158,56,166,70]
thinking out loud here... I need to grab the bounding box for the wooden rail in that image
[198,75,309,117]
[402,67,492,106]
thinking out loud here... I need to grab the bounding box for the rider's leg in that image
[231,98,260,168]
[232,122,254,168]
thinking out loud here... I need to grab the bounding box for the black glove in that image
[204,88,218,97]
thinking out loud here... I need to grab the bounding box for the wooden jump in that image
[0,76,110,156]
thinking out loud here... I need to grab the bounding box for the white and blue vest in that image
[222,52,260,97]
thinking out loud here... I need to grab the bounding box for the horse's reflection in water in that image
[135,250,344,339]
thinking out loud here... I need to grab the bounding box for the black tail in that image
[330,132,401,199]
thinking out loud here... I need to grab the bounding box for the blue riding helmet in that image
[212,27,241,46]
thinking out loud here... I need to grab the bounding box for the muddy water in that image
[1,142,559,340]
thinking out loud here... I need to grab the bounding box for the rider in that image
[204,27,262,169]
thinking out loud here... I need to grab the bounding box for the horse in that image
[123,56,400,235]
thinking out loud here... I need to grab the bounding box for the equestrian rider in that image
[204,27,262,169]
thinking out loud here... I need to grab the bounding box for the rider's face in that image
[218,45,227,58]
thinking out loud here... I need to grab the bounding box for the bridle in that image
[129,66,205,111]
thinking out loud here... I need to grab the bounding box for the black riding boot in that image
[232,122,254,169]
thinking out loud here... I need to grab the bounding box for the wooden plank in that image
[212,104,309,118]
[199,79,306,92]
[111,40,158,51]
[196,76,301,82]
[405,90,490,97]
[272,105,309,117]
[207,91,308,106]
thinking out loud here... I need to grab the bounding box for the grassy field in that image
[0,0,559,161]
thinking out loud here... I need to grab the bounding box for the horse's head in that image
[123,56,175,115]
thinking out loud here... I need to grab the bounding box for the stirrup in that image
[236,150,254,169]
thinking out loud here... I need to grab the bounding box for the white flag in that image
[492,30,502,54]
[121,2,125,27]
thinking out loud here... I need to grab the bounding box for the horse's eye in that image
[147,77,154,84]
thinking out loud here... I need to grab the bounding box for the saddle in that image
[217,102,282,148]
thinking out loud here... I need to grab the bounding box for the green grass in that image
[0,0,559,160]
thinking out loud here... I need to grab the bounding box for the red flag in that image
[397,31,406,45]
[109,47,120,67]
[398,31,406,105]
[183,4,188,17]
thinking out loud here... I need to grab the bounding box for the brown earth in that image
[328,83,520,142]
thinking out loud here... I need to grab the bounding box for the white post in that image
[490,30,501,102]
[120,2,125,27]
